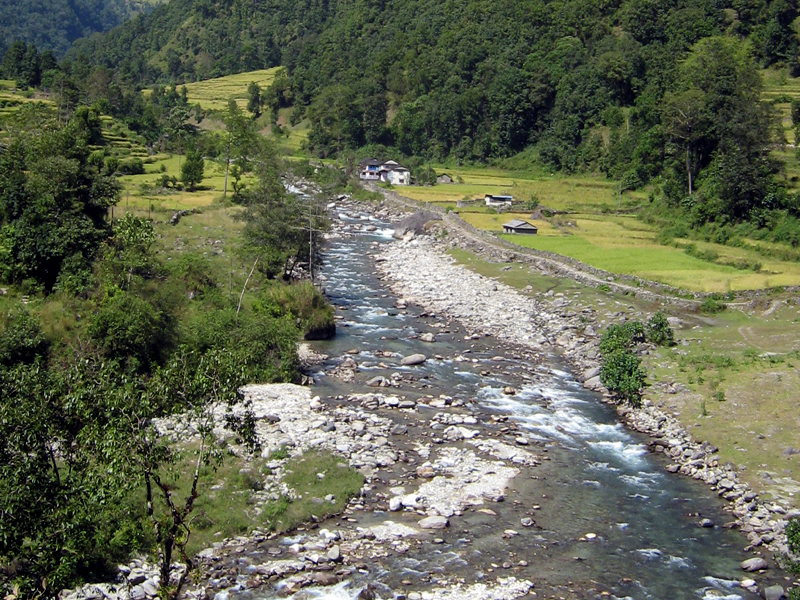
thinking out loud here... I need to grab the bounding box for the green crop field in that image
[492,214,800,291]
[181,68,282,112]
[0,79,53,123]
[403,166,646,212]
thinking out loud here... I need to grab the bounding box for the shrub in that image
[700,294,727,314]
[625,321,646,344]
[258,282,335,340]
[0,309,49,367]
[599,321,645,355]
[118,158,145,175]
[646,312,675,346]
[88,290,174,372]
[600,349,646,407]
[788,517,800,555]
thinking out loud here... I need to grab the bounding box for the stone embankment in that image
[373,229,798,582]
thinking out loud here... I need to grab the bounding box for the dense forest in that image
[0,0,160,58]
[66,0,800,239]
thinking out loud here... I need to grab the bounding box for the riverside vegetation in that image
[0,90,343,598]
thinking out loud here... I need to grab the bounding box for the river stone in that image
[699,518,714,528]
[130,586,146,600]
[582,366,601,381]
[327,545,341,562]
[583,376,602,390]
[128,570,147,585]
[418,516,448,529]
[367,376,388,387]
[312,572,340,586]
[740,557,768,572]
[141,579,158,597]
[389,497,403,511]
[762,585,785,600]
[420,333,436,343]
[401,354,427,366]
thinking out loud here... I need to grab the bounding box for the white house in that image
[358,158,381,181]
[379,160,410,185]
[485,194,514,208]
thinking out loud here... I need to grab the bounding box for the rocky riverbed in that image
[62,197,799,600]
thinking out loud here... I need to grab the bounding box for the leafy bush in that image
[0,309,49,367]
[600,349,646,407]
[700,294,727,314]
[88,290,175,372]
[646,312,675,346]
[117,158,145,175]
[258,282,335,340]
[599,321,645,355]
[788,517,800,555]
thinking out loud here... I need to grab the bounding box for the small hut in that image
[502,219,538,234]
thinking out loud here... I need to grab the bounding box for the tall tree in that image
[181,149,205,191]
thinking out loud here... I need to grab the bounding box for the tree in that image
[600,349,646,406]
[669,36,778,221]
[0,114,119,290]
[247,81,262,118]
[222,99,258,199]
[181,149,204,191]
[241,144,327,279]
[663,89,706,195]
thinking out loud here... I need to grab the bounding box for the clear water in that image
[292,216,771,599]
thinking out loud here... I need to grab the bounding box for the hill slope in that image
[0,0,160,58]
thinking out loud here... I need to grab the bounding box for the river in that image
[302,211,765,600]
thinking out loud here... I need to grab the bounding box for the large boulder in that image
[401,354,427,366]
[740,557,768,572]
[393,210,441,239]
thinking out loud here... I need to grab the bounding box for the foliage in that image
[0,356,146,598]
[700,294,728,314]
[241,144,329,280]
[258,282,335,340]
[787,517,800,555]
[0,0,153,59]
[646,312,675,346]
[0,114,119,291]
[88,289,175,372]
[0,309,50,366]
[599,321,645,355]
[600,349,646,406]
[181,149,204,191]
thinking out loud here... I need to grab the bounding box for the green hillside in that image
[0,0,161,58]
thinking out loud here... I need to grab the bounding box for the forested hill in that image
[0,0,160,58]
[72,0,800,226]
[72,0,799,164]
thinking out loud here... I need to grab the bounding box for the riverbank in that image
[360,198,798,592]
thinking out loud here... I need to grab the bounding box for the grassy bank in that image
[448,247,800,508]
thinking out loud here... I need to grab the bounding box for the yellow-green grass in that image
[645,303,800,505]
[464,213,800,292]
[0,81,54,119]
[156,447,363,556]
[402,169,645,212]
[181,68,281,112]
[117,154,257,212]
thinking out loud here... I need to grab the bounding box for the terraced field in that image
[181,68,281,112]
